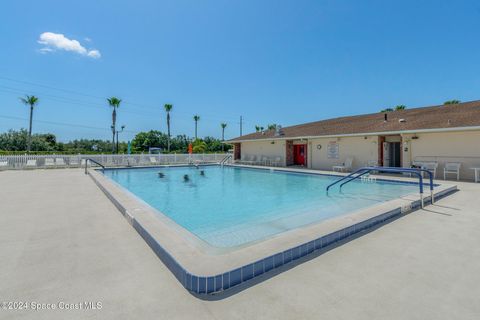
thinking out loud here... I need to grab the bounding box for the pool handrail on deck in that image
[326,166,435,207]
[84,158,105,174]
[220,154,233,166]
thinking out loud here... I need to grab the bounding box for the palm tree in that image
[381,105,406,112]
[380,108,393,112]
[107,97,122,153]
[164,104,173,152]
[193,115,200,139]
[444,100,461,105]
[267,124,278,130]
[220,123,227,141]
[221,123,227,152]
[19,95,39,152]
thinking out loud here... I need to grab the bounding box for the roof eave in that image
[228,125,480,143]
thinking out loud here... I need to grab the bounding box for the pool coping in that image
[88,165,457,295]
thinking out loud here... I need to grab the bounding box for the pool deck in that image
[1,168,479,319]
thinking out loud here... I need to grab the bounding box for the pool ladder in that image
[220,154,233,166]
[326,166,434,208]
[84,158,106,174]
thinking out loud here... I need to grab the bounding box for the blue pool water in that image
[104,165,419,248]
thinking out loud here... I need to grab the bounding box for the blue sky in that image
[1,0,480,142]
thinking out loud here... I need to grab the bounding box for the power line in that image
[0,84,244,124]
[0,76,246,122]
[0,86,160,118]
[0,114,139,134]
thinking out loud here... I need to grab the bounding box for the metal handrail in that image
[220,154,232,165]
[84,158,105,174]
[326,168,371,192]
[326,166,435,208]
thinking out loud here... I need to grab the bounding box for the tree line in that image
[0,129,228,154]
[380,100,461,113]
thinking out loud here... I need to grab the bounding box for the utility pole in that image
[116,125,125,153]
[240,116,243,136]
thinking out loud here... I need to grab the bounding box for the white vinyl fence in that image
[0,153,230,170]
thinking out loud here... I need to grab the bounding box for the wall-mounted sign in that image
[327,141,339,159]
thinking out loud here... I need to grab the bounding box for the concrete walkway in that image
[0,169,479,320]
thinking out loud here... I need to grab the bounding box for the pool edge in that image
[87,167,457,297]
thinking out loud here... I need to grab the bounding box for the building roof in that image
[229,100,480,142]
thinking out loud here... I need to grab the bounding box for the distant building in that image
[229,100,480,180]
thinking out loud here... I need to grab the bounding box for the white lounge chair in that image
[261,156,270,166]
[0,160,8,170]
[150,157,159,165]
[422,162,438,179]
[444,162,461,180]
[243,155,256,165]
[25,159,37,169]
[238,156,248,164]
[333,158,353,172]
[271,157,282,167]
[44,158,55,168]
[69,158,80,167]
[56,158,66,167]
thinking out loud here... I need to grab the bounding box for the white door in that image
[383,142,390,167]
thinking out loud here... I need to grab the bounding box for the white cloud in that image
[37,32,101,59]
[87,49,101,59]
[38,47,53,54]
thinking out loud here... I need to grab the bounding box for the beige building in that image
[229,101,480,181]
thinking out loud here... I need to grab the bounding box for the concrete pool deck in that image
[1,169,479,319]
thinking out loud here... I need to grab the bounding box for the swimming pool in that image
[104,165,420,248]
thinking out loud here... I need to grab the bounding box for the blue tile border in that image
[88,166,456,296]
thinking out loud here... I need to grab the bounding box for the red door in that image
[293,144,306,166]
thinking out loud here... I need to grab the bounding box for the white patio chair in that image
[271,157,282,167]
[444,162,461,180]
[55,158,66,167]
[25,159,37,169]
[422,162,438,179]
[69,157,80,167]
[333,157,353,172]
[238,155,247,164]
[44,158,55,168]
[0,160,9,170]
[150,157,159,165]
[261,156,270,166]
[243,155,255,165]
